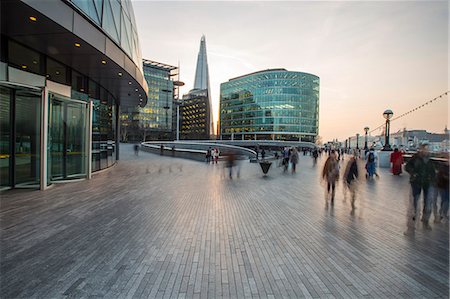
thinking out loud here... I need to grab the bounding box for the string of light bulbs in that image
[368,91,448,134]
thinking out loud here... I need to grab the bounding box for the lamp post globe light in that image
[364,126,369,150]
[382,109,394,151]
[356,133,360,150]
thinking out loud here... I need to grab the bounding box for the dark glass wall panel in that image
[92,86,115,172]
[66,102,86,177]
[46,58,69,85]
[49,99,64,180]
[15,90,40,185]
[0,87,11,188]
[8,40,41,74]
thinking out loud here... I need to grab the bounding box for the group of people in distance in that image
[205,147,220,164]
[280,147,299,173]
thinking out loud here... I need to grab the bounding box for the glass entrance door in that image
[0,87,11,189]
[48,95,87,181]
[15,89,41,186]
[0,85,41,189]
[66,102,86,177]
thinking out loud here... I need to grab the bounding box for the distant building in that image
[121,60,179,142]
[389,128,449,152]
[180,89,211,140]
[180,35,213,140]
[219,69,320,142]
[346,128,449,152]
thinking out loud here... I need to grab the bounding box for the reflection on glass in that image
[0,87,11,188]
[92,95,115,172]
[15,90,41,185]
[70,0,102,25]
[102,0,121,43]
[49,100,64,180]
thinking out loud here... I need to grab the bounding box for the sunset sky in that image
[133,1,448,142]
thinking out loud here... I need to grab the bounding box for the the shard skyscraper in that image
[180,35,213,139]
[193,35,211,92]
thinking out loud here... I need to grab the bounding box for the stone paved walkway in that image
[1,144,448,298]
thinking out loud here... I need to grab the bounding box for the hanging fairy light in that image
[368,91,448,134]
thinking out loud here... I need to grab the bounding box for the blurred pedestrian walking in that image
[405,144,436,229]
[290,147,299,173]
[206,147,212,164]
[213,148,220,164]
[225,151,239,179]
[343,154,359,213]
[134,144,139,156]
[282,147,290,172]
[312,148,319,165]
[365,147,378,178]
[431,160,449,223]
[322,150,340,205]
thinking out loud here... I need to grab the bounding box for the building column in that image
[86,101,93,179]
[115,103,120,161]
[40,87,49,190]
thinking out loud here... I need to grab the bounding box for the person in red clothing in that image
[390,148,404,175]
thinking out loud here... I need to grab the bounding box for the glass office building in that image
[180,89,211,140]
[220,69,319,142]
[0,0,148,190]
[121,60,179,142]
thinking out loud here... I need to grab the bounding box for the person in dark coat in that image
[322,150,339,205]
[405,144,436,228]
[290,148,299,173]
[343,155,359,213]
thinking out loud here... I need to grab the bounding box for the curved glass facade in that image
[0,0,145,189]
[69,0,143,71]
[220,69,319,142]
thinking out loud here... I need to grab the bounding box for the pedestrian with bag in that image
[365,147,378,178]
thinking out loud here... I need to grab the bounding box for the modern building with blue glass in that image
[219,69,319,142]
[0,0,147,190]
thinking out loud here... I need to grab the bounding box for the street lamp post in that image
[174,100,184,141]
[356,133,360,150]
[364,126,369,150]
[382,109,393,151]
[173,80,185,141]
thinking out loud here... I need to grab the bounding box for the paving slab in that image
[1,144,448,298]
